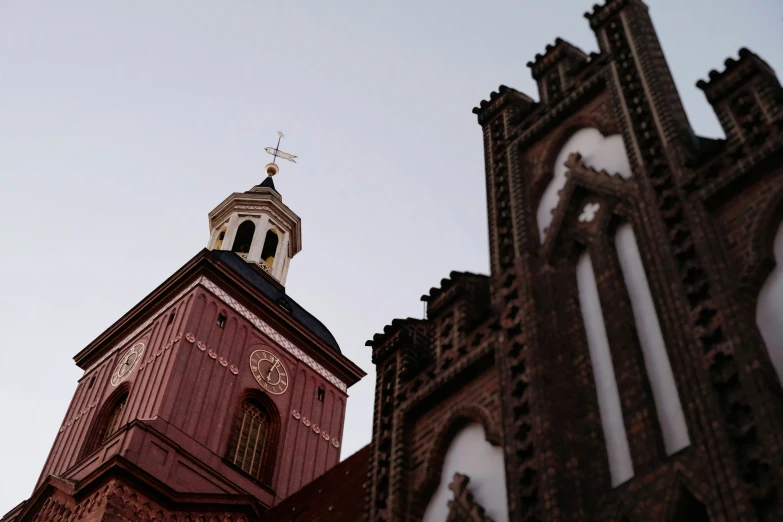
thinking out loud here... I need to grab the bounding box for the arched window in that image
[260,229,279,267]
[82,388,129,458]
[232,221,256,254]
[226,397,280,483]
[103,394,128,441]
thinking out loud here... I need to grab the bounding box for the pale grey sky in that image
[0,0,780,513]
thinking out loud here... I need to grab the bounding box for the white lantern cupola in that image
[207,170,301,286]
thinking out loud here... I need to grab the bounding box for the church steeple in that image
[207,133,301,285]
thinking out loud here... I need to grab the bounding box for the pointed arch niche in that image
[615,224,690,455]
[576,250,634,486]
[422,423,507,522]
[536,128,632,243]
[757,220,783,380]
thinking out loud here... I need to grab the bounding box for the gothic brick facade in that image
[365,1,783,521]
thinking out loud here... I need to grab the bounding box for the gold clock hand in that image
[266,359,280,381]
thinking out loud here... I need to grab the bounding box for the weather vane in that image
[263,131,297,176]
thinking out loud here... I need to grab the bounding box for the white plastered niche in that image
[422,423,508,522]
[757,221,783,381]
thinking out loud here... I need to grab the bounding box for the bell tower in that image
[208,133,301,286]
[207,174,301,285]
[2,138,365,522]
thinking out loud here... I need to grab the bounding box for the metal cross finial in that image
[264,131,298,165]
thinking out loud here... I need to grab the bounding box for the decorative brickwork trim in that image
[741,183,783,293]
[598,4,783,519]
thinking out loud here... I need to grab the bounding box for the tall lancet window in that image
[261,229,279,267]
[615,224,690,455]
[232,220,256,255]
[576,251,634,486]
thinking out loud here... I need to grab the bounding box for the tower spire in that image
[206,130,302,285]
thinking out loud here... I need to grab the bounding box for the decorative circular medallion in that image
[174,333,182,342]
[322,432,330,441]
[229,365,239,375]
[302,417,311,427]
[111,342,145,386]
[185,333,195,343]
[208,349,217,359]
[312,424,320,434]
[197,341,206,351]
[292,410,301,420]
[219,357,228,367]
[331,438,340,448]
[249,350,289,395]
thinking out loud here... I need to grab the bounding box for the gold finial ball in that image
[264,163,280,177]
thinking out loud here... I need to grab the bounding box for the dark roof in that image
[249,176,278,194]
[266,445,369,522]
[208,250,340,352]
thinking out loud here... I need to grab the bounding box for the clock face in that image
[250,349,289,395]
[111,342,145,386]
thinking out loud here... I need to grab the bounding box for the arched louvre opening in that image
[214,224,228,250]
[261,229,279,267]
[228,399,270,480]
[232,220,256,254]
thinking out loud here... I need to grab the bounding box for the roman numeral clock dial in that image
[249,349,289,395]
